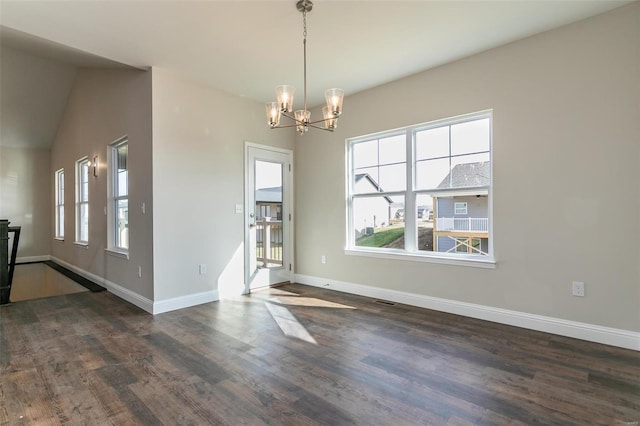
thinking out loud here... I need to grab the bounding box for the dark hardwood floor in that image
[1,283,639,425]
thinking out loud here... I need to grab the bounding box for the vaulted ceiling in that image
[0,0,632,148]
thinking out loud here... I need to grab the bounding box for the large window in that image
[347,111,493,264]
[75,157,90,244]
[54,169,64,239]
[108,139,129,252]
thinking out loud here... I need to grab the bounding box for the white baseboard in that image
[16,255,51,263]
[153,290,219,315]
[294,273,640,351]
[50,256,154,314]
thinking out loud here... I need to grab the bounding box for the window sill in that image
[54,237,64,242]
[74,242,89,249]
[105,248,129,260]
[344,248,496,269]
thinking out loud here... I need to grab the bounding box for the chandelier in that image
[265,0,344,134]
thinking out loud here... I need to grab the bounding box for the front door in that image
[245,143,293,293]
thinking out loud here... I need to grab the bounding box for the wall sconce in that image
[92,155,99,177]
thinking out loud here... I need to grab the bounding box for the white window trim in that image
[54,168,64,240]
[107,137,129,254]
[105,247,129,260]
[75,157,90,244]
[454,202,468,215]
[345,110,494,268]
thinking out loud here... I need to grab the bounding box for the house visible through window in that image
[54,169,64,239]
[76,157,90,244]
[109,139,129,251]
[347,111,492,262]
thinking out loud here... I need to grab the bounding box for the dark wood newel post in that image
[1,219,21,305]
[0,219,9,304]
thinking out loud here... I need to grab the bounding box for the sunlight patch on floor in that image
[10,263,88,302]
[265,302,317,344]
[268,295,355,309]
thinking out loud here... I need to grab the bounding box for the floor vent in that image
[374,300,396,306]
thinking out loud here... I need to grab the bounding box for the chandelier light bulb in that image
[294,110,311,133]
[276,85,295,113]
[325,88,344,117]
[266,102,281,128]
[322,106,337,131]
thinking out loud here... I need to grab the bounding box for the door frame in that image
[244,142,294,294]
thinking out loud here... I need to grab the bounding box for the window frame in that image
[454,202,468,215]
[75,157,90,245]
[54,168,64,240]
[345,110,495,268]
[107,137,129,257]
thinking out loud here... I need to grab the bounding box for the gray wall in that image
[294,4,640,332]
[50,68,154,300]
[151,68,295,303]
[0,146,51,259]
[0,46,76,260]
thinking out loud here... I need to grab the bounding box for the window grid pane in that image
[110,141,129,251]
[55,169,65,239]
[76,159,90,243]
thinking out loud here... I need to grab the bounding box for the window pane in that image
[354,167,380,194]
[451,118,490,156]
[434,194,489,256]
[81,163,88,182]
[379,163,406,192]
[80,203,89,242]
[415,158,450,190]
[378,135,405,165]
[353,140,378,169]
[116,199,129,249]
[416,193,434,253]
[117,170,128,197]
[416,126,449,160]
[353,196,404,249]
[116,144,128,170]
[82,182,89,201]
[58,206,64,238]
[450,154,490,188]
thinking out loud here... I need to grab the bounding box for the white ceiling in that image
[0,0,632,148]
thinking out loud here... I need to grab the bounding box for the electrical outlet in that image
[572,281,585,297]
[321,255,326,264]
[199,264,207,275]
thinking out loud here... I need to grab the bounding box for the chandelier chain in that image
[302,9,308,114]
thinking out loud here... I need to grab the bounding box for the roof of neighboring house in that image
[355,173,393,203]
[256,187,282,203]
[437,161,490,189]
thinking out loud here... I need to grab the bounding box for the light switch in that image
[235,204,243,214]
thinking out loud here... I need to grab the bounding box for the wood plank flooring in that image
[1,284,639,425]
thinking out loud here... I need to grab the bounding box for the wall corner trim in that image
[152,290,219,315]
[293,273,640,351]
